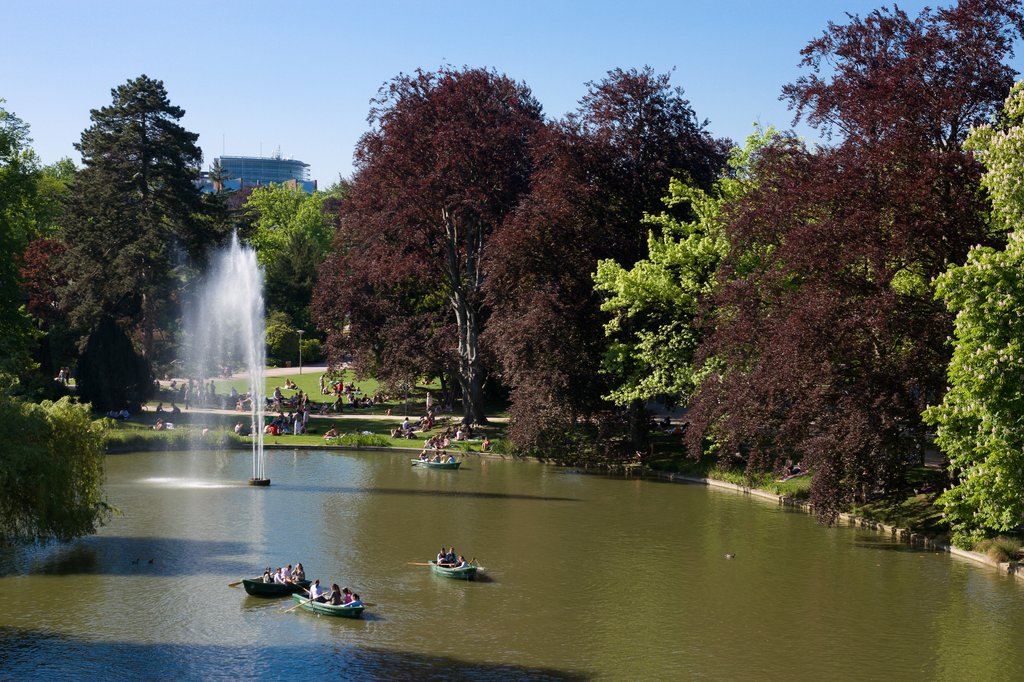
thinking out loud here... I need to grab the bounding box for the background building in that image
[198,149,317,193]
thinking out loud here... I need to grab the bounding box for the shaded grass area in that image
[150,369,510,419]
[101,411,509,454]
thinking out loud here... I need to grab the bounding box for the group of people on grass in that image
[265,408,310,436]
[436,547,471,569]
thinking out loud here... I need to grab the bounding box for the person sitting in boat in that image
[437,548,447,565]
[326,583,343,605]
[341,587,354,605]
[433,453,442,463]
[455,555,469,568]
[346,593,363,608]
[308,579,326,602]
[444,547,457,566]
[446,454,457,464]
[273,568,288,585]
[419,451,430,461]
[293,563,306,582]
[262,567,274,583]
[283,564,295,583]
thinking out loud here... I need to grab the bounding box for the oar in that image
[228,579,245,588]
[408,562,433,566]
[285,595,318,613]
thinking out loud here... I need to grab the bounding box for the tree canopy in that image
[925,81,1024,544]
[0,395,110,544]
[484,67,729,453]
[313,66,543,423]
[60,75,217,367]
[0,102,40,382]
[685,0,1021,521]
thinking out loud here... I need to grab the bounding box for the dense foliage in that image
[59,75,221,376]
[0,395,110,544]
[484,67,729,453]
[926,82,1024,544]
[0,103,39,381]
[313,67,543,423]
[685,0,1021,521]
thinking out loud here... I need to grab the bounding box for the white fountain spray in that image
[186,233,268,485]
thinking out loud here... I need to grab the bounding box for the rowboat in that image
[429,560,478,580]
[410,459,462,470]
[242,578,311,597]
[290,593,365,618]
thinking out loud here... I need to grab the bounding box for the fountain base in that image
[248,478,271,487]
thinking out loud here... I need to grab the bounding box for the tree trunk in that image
[442,207,489,425]
[627,398,649,450]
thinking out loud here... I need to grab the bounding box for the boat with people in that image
[241,578,311,597]
[411,457,462,470]
[289,593,365,618]
[429,560,478,580]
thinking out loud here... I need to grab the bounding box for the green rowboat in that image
[290,593,365,618]
[429,560,478,580]
[411,459,462,470]
[242,578,311,597]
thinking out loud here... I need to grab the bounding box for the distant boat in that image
[429,560,478,580]
[411,459,462,470]
[242,578,311,597]
[290,593,365,618]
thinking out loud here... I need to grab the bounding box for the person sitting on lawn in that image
[323,426,338,440]
[481,436,491,452]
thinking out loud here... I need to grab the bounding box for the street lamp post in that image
[297,329,305,374]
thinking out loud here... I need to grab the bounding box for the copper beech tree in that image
[313,67,542,424]
[685,0,1023,521]
[484,68,728,454]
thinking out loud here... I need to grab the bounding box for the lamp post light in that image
[297,329,305,374]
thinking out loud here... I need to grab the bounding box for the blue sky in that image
[6,1,1022,186]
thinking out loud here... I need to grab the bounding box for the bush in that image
[973,536,1024,563]
[334,432,391,447]
[300,337,323,363]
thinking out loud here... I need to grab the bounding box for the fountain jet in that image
[186,233,268,485]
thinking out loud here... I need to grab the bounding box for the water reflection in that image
[0,537,252,578]
[0,626,585,680]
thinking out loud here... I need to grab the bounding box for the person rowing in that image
[307,579,326,603]
[454,555,469,568]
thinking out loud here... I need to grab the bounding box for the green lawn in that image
[104,408,507,453]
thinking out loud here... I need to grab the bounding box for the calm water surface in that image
[0,448,1021,680]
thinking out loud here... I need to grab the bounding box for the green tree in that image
[60,75,212,365]
[0,102,40,382]
[0,395,111,544]
[244,184,332,266]
[244,184,333,331]
[925,81,1024,545]
[595,128,770,407]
